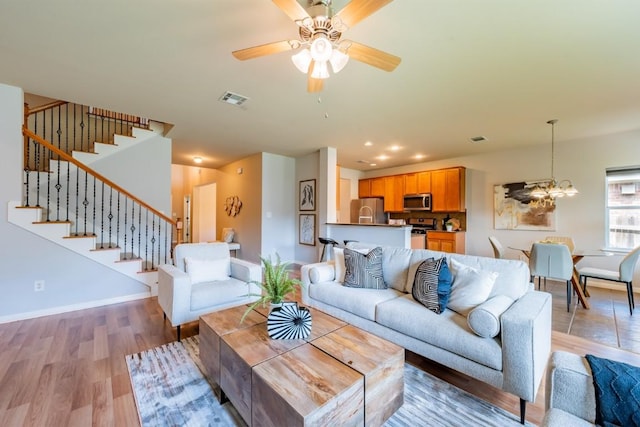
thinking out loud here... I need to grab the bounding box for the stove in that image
[408,218,437,234]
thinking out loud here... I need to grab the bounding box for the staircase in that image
[8,104,175,296]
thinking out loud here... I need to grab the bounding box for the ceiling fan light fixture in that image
[291,48,312,73]
[309,37,333,62]
[329,49,349,73]
[311,59,330,79]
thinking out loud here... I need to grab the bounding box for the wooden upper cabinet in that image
[384,175,404,212]
[370,177,385,197]
[404,173,418,195]
[417,171,431,193]
[431,167,465,212]
[358,179,371,198]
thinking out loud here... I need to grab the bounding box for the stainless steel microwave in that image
[403,193,432,211]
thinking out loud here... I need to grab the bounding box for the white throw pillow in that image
[447,258,498,316]
[185,257,230,284]
[467,295,514,338]
[309,264,335,283]
[333,247,346,283]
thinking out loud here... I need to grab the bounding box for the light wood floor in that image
[0,285,638,426]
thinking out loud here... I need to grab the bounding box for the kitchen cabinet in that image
[417,171,431,193]
[384,175,404,212]
[431,167,465,212]
[370,177,385,197]
[404,173,417,195]
[358,179,370,198]
[427,231,466,254]
[404,171,431,195]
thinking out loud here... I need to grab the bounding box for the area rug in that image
[126,336,531,427]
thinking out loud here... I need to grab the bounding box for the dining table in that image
[508,244,613,309]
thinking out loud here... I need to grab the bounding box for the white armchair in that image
[158,242,262,340]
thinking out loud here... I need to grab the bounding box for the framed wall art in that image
[494,180,556,231]
[299,179,316,211]
[299,214,315,246]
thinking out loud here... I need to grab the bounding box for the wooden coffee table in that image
[199,304,404,426]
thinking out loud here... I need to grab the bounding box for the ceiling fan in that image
[232,0,401,92]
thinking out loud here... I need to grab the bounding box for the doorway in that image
[192,182,217,242]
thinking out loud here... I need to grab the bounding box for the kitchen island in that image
[325,223,413,249]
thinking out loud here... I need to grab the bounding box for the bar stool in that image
[318,237,339,262]
[343,240,358,246]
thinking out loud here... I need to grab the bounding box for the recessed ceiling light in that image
[377,154,389,161]
[470,136,488,143]
[389,145,401,151]
[369,163,377,166]
[364,141,373,147]
[414,154,426,160]
[193,156,203,164]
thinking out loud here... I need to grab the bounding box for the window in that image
[606,167,640,250]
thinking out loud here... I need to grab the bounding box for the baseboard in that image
[0,291,151,324]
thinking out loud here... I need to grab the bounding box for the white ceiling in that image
[2,0,640,171]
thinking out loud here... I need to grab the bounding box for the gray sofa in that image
[542,351,597,426]
[300,243,552,423]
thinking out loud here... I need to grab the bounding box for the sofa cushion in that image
[467,295,514,338]
[448,253,530,301]
[344,247,386,289]
[411,257,452,314]
[190,279,249,311]
[346,242,414,292]
[376,294,503,370]
[447,258,497,316]
[333,247,346,282]
[185,257,230,284]
[309,281,402,321]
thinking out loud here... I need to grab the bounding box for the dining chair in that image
[529,242,574,311]
[543,236,575,253]
[578,245,640,316]
[488,236,505,259]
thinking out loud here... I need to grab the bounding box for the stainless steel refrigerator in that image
[350,198,386,224]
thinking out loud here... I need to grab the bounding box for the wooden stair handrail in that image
[23,127,176,226]
[26,101,69,116]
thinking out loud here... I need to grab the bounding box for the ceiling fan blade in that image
[307,61,324,92]
[232,40,295,61]
[334,0,393,29]
[344,41,401,71]
[272,0,310,22]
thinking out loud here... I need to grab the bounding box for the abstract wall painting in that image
[494,180,556,230]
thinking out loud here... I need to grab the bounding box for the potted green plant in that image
[241,253,303,323]
[445,219,454,231]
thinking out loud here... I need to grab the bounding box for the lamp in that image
[529,119,579,205]
[291,35,349,79]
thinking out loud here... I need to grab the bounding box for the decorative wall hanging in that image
[299,214,315,245]
[299,179,316,211]
[267,302,312,340]
[494,181,556,231]
[224,196,242,217]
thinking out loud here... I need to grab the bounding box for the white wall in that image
[261,153,296,262]
[0,83,148,322]
[91,132,172,215]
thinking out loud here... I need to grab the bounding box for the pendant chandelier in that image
[530,119,578,204]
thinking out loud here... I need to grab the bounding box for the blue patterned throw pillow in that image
[412,257,452,314]
[343,247,386,289]
[585,354,640,427]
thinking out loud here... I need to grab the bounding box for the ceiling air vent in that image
[219,91,249,106]
[470,136,488,143]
